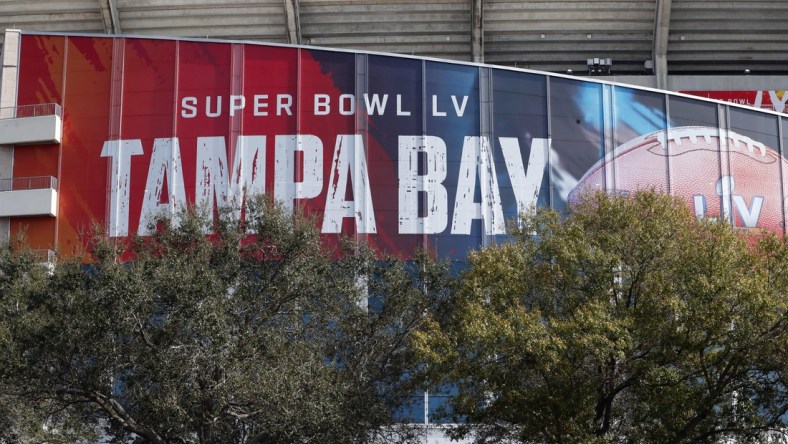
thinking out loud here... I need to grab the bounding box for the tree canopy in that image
[5,190,788,443]
[0,198,447,443]
[416,191,788,443]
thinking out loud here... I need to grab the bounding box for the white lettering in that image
[397,95,411,116]
[206,96,222,118]
[451,95,469,117]
[274,135,323,212]
[364,94,388,115]
[500,137,549,222]
[768,91,788,113]
[398,135,448,234]
[103,131,559,239]
[693,195,707,219]
[277,94,293,116]
[339,94,355,116]
[178,93,476,118]
[139,138,187,235]
[196,135,266,222]
[101,139,144,236]
[253,94,269,116]
[181,97,197,118]
[431,95,446,117]
[451,136,505,235]
[322,134,376,233]
[314,94,330,116]
[229,95,245,116]
[716,176,735,222]
[196,137,230,220]
[733,195,764,228]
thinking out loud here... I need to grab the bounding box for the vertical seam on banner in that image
[724,106,733,224]
[664,95,671,196]
[545,76,552,209]
[230,43,243,187]
[479,66,491,248]
[55,36,69,248]
[106,37,125,241]
[487,66,493,246]
[778,116,786,237]
[716,104,725,221]
[295,48,302,221]
[171,41,180,220]
[421,61,429,422]
[604,84,615,194]
[421,59,427,251]
[172,41,179,145]
[354,53,368,244]
[717,104,732,223]
[354,54,369,312]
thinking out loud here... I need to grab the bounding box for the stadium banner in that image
[14,35,788,258]
[682,90,788,113]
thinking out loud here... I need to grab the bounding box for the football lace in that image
[653,126,767,157]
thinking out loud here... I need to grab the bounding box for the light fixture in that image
[587,57,613,76]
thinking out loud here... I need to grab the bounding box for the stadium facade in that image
[1,25,787,441]
[0,30,787,260]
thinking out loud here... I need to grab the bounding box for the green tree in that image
[0,240,102,444]
[1,197,445,443]
[416,191,788,443]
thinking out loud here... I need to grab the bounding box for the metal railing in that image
[31,248,56,264]
[30,249,56,274]
[0,103,62,120]
[0,176,58,192]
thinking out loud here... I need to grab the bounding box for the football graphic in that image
[569,126,787,234]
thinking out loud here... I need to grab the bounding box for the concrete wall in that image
[0,29,20,243]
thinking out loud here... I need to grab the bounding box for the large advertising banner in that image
[682,90,788,113]
[13,34,788,258]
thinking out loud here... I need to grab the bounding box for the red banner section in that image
[682,91,788,113]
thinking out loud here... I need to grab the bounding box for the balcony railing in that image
[0,103,62,120]
[0,176,58,192]
[30,249,56,274]
[31,248,56,264]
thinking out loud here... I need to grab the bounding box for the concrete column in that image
[284,0,301,44]
[0,29,21,244]
[471,0,483,63]
[99,0,122,34]
[653,0,672,90]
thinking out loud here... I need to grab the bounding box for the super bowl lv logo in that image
[571,126,781,232]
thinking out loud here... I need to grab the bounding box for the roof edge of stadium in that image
[15,29,788,119]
